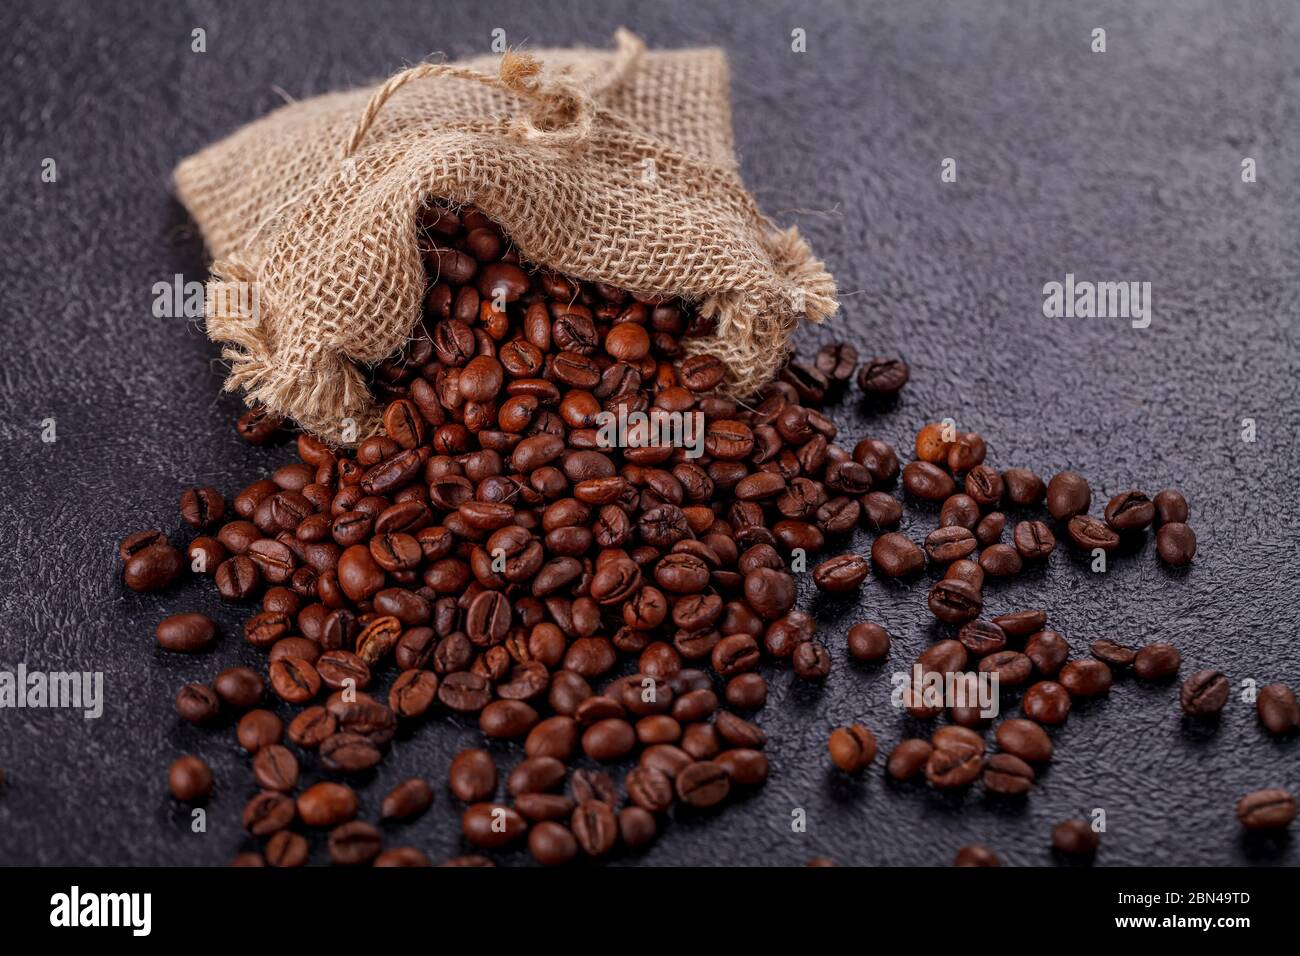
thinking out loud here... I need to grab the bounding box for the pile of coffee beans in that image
[122,201,1294,866]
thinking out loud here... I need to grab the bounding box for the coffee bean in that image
[1180,669,1228,717]
[265,830,309,868]
[215,555,259,600]
[926,526,977,564]
[214,666,264,710]
[958,620,1007,657]
[297,782,359,827]
[236,709,283,752]
[328,821,383,865]
[1089,639,1135,668]
[438,671,493,712]
[828,725,877,772]
[902,461,956,501]
[319,732,382,772]
[857,357,909,395]
[1002,468,1045,506]
[1066,515,1119,552]
[252,745,300,791]
[124,542,183,592]
[155,612,216,652]
[847,622,890,662]
[927,579,982,625]
[175,682,220,724]
[1236,788,1296,830]
[995,718,1053,762]
[236,406,283,444]
[978,650,1032,687]
[974,511,1005,546]
[1046,471,1091,520]
[872,532,925,577]
[992,609,1047,637]
[1059,659,1112,698]
[529,821,579,866]
[1104,490,1155,531]
[1153,489,1189,525]
[1134,643,1181,680]
[792,640,832,680]
[1022,681,1071,725]
[812,552,869,593]
[1024,631,1069,677]
[1012,520,1055,560]
[963,465,1003,506]
[1156,522,1196,566]
[390,669,439,719]
[953,844,999,867]
[676,761,730,807]
[982,753,1034,795]
[243,790,295,835]
[382,778,434,820]
[715,748,769,786]
[1257,684,1300,735]
[449,749,497,802]
[925,741,981,789]
[180,486,226,529]
[886,739,933,781]
[1051,819,1099,857]
[571,800,619,856]
[167,755,213,802]
[978,543,1022,577]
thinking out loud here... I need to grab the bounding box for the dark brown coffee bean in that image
[571,799,619,856]
[1156,522,1196,566]
[886,739,933,781]
[296,782,359,827]
[438,671,493,712]
[857,356,909,395]
[1236,788,1297,830]
[1046,471,1091,520]
[828,725,877,772]
[1104,490,1155,531]
[982,753,1035,795]
[925,526,977,564]
[1257,684,1300,735]
[1180,669,1229,717]
[1002,468,1045,506]
[1012,520,1055,560]
[167,755,213,802]
[124,542,184,592]
[675,761,730,807]
[1066,515,1120,552]
[319,732,382,772]
[328,821,383,866]
[390,669,439,719]
[213,666,264,710]
[1153,489,1189,525]
[252,744,300,791]
[265,830,309,868]
[871,532,924,577]
[978,650,1033,687]
[963,465,1003,507]
[793,640,832,681]
[242,790,295,836]
[992,609,1047,637]
[1052,819,1100,856]
[1134,643,1181,680]
[812,553,869,593]
[1089,639,1135,668]
[1059,659,1112,698]
[1025,631,1069,677]
[288,706,337,749]
[958,620,1006,657]
[1022,681,1071,725]
[927,579,982,625]
[847,622,890,662]
[155,612,216,652]
[449,749,497,803]
[382,778,434,820]
[925,742,981,789]
[902,461,956,501]
[978,543,1022,577]
[995,718,1053,762]
[953,844,1000,867]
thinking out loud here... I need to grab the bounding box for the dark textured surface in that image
[1,0,1298,867]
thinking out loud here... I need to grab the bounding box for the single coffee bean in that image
[252,744,300,792]
[175,682,220,724]
[974,511,1005,546]
[1153,489,1189,525]
[886,739,933,781]
[269,657,321,704]
[288,706,337,749]
[213,666,264,710]
[1002,468,1045,506]
[529,821,579,866]
[1012,520,1055,560]
[124,542,183,592]
[872,532,924,577]
[982,753,1035,795]
[676,761,731,808]
[1090,639,1135,668]
[167,755,213,802]
[1024,631,1069,677]
[180,486,226,529]
[242,790,295,836]
[214,555,259,600]
[925,741,982,789]
[925,526,977,564]
[328,821,383,865]
[992,609,1047,637]
[155,612,216,652]
[978,543,1023,577]
[438,671,493,712]
[265,830,310,868]
[978,650,1033,687]
[828,725,877,772]
[847,622,890,662]
[1066,514,1119,552]
[958,620,1007,658]
[995,718,1053,762]
[944,559,984,591]
[319,732,382,772]
[571,800,619,856]
[1180,669,1229,716]
[1052,819,1100,857]
[1156,522,1196,566]
[1059,659,1112,698]
[902,461,956,501]
[792,640,832,681]
[1236,788,1297,830]
[812,553,869,593]
[953,844,999,867]
[1022,681,1071,725]
[1104,490,1155,531]
[1256,684,1300,735]
[297,781,359,827]
[1046,471,1091,520]
[963,465,1003,506]
[382,778,434,820]
[449,749,498,802]
[1134,643,1181,680]
[857,356,909,395]
[236,709,283,752]
[927,579,982,625]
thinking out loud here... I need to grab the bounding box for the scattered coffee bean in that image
[1180,669,1228,717]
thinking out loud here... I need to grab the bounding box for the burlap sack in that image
[174,29,838,444]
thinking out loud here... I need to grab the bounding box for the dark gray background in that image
[1,0,1297,867]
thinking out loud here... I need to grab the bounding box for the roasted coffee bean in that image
[382,778,434,820]
[124,542,183,592]
[857,357,909,395]
[978,543,1022,577]
[1153,489,1189,525]
[215,555,259,600]
[716,748,769,786]
[119,529,167,560]
[1257,684,1300,735]
[1089,639,1135,668]
[812,553,869,593]
[438,671,493,712]
[175,682,219,724]
[860,492,902,530]
[1002,468,1045,506]
[155,612,216,652]
[978,650,1033,687]
[625,765,675,813]
[963,465,1003,506]
[944,559,984,591]
[328,821,383,865]
[958,620,1006,658]
[925,741,981,789]
[940,494,981,530]
[974,511,1005,546]
[1046,471,1091,520]
[237,406,283,444]
[1024,631,1069,676]
[180,487,226,529]
[316,650,371,691]
[992,609,1047,637]
[947,433,987,474]
[213,666,264,710]
[995,718,1053,762]
[571,800,619,856]
[743,568,796,618]
[319,732,382,773]
[528,821,579,866]
[1180,669,1229,716]
[982,753,1034,795]
[925,526,977,564]
[167,755,213,802]
[847,622,890,662]
[675,761,730,808]
[288,707,337,749]
[902,461,956,501]
[927,579,982,625]
[872,532,924,577]
[1236,788,1297,830]
[1156,522,1196,566]
[914,423,953,463]
[243,790,295,836]
[482,700,540,739]
[1052,819,1100,857]
[953,845,1000,867]
[886,739,933,781]
[449,749,498,802]
[390,669,440,719]
[1021,681,1071,725]
[236,709,283,752]
[792,641,832,681]
[252,745,300,791]
[1012,520,1055,560]
[1066,515,1119,552]
[1059,659,1112,698]
[1104,490,1155,531]
[828,725,877,772]
[1134,643,1181,680]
